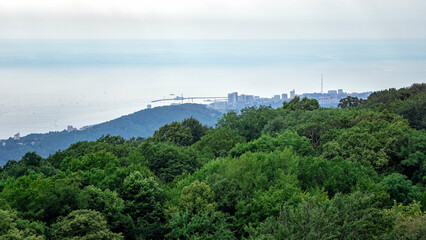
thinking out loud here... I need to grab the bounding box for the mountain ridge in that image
[0,103,221,165]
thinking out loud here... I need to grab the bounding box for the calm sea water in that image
[1,39,425,139]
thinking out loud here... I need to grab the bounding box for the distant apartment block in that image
[67,125,77,132]
[245,95,254,102]
[290,90,296,99]
[273,95,281,102]
[228,92,238,103]
[209,88,371,112]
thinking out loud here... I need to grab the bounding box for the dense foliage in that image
[0,84,425,239]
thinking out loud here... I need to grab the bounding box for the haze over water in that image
[1,39,425,139]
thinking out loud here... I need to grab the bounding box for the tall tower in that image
[290,89,296,99]
[321,73,324,94]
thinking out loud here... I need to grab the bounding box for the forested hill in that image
[0,104,221,165]
[0,84,425,239]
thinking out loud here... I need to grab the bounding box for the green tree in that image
[50,209,123,240]
[212,150,302,236]
[167,211,235,240]
[385,201,426,239]
[321,119,411,170]
[193,127,245,158]
[77,186,131,236]
[2,152,56,178]
[179,180,216,214]
[152,121,194,146]
[122,171,166,239]
[138,142,200,182]
[383,173,420,205]
[397,130,426,184]
[263,109,349,149]
[361,83,426,130]
[0,171,82,224]
[282,96,320,111]
[217,106,278,141]
[181,117,210,143]
[0,203,44,240]
[229,131,314,157]
[296,156,378,197]
[206,174,241,215]
[60,150,120,172]
[0,172,56,222]
[338,96,365,109]
[251,192,393,240]
[96,135,126,145]
[151,118,209,146]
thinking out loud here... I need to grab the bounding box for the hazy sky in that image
[1,0,426,39]
[1,1,425,138]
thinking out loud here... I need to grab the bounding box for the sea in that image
[0,39,425,139]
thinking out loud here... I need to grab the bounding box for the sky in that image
[0,0,425,138]
[1,0,426,39]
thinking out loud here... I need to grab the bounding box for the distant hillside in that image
[0,104,221,165]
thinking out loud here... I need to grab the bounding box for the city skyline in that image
[1,1,425,139]
[1,86,374,140]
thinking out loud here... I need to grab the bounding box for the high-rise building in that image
[338,89,344,95]
[281,93,288,100]
[228,92,238,103]
[245,95,254,102]
[290,89,296,99]
[273,95,281,102]
[328,90,337,95]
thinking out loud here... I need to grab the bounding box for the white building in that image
[228,92,238,103]
[67,125,77,132]
[290,90,296,99]
[273,95,281,102]
[13,133,20,140]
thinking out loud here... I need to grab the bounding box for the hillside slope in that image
[0,104,221,165]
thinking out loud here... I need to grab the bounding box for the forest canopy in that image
[0,84,425,239]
